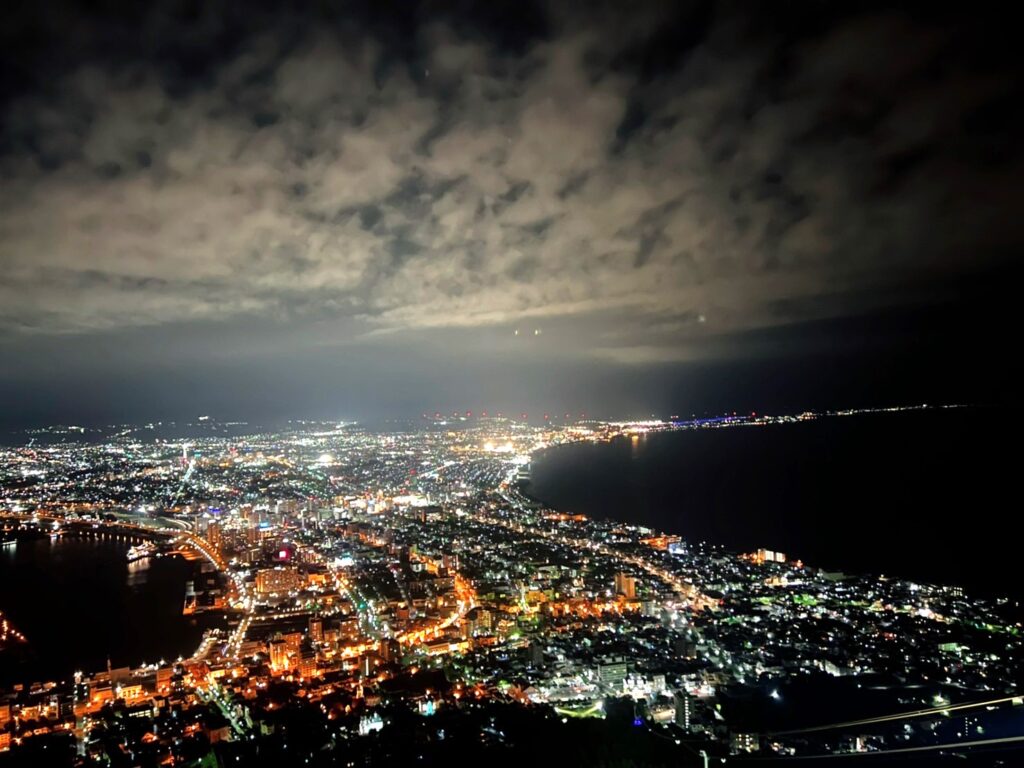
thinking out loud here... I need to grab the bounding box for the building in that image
[358,713,384,735]
[283,632,303,653]
[298,650,317,679]
[674,691,691,730]
[360,655,379,678]
[156,666,172,693]
[308,616,323,644]
[529,642,545,666]
[379,638,402,663]
[598,658,628,687]
[255,566,305,596]
[205,520,222,552]
[614,572,637,599]
[269,638,291,673]
[465,606,492,636]
[754,549,786,564]
[731,732,759,754]
[673,635,698,659]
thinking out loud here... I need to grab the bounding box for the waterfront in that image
[0,534,219,686]
[1,412,1021,764]
[529,407,1019,598]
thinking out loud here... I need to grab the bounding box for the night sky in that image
[1,1,1020,427]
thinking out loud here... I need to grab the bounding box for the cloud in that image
[0,2,1020,366]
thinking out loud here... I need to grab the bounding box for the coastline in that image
[0,525,226,689]
[522,404,1017,602]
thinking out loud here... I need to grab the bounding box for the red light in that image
[278,549,288,560]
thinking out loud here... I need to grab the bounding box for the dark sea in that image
[0,535,221,686]
[528,406,1019,599]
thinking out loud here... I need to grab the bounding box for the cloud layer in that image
[1,2,1021,365]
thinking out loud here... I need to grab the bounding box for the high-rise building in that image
[674,691,691,730]
[308,616,323,644]
[269,638,291,672]
[465,606,492,635]
[529,642,545,666]
[298,649,317,679]
[206,521,222,552]
[379,638,402,663]
[360,654,378,678]
[614,572,637,599]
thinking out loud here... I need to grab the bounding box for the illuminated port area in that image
[1,407,1022,764]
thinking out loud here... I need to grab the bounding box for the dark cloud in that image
[0,0,1020,422]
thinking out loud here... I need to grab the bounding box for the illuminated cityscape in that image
[1,0,1021,764]
[1,407,1022,764]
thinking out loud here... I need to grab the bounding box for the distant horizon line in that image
[4,400,989,437]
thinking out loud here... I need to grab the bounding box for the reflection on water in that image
[530,408,1019,597]
[0,535,222,686]
[126,557,150,586]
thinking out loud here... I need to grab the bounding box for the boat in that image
[127,542,161,562]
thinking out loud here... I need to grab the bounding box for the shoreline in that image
[0,527,225,690]
[521,405,1017,603]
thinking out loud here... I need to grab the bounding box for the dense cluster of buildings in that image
[1,407,1021,764]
